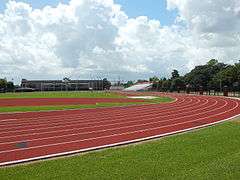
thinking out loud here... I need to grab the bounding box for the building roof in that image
[123,83,153,91]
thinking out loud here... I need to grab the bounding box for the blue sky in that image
[0,0,178,26]
[0,0,239,82]
[115,0,178,25]
[0,0,69,10]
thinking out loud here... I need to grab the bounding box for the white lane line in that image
[0,98,199,135]
[0,97,194,132]
[0,97,187,127]
[0,119,18,123]
[0,97,183,129]
[0,96,183,126]
[0,97,212,142]
[0,98,218,145]
[0,97,230,150]
[0,97,205,136]
[0,98,192,134]
[0,95,179,121]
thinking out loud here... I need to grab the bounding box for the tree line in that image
[0,78,14,92]
[125,59,240,92]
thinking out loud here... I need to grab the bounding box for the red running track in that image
[0,98,145,107]
[0,93,239,166]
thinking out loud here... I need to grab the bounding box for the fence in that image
[153,89,240,98]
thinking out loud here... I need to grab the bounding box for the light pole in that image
[97,76,102,91]
[220,79,222,93]
[100,76,103,91]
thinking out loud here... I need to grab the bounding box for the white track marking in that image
[0,96,182,125]
[0,98,182,129]
[0,97,231,149]
[0,97,205,136]
[0,93,178,118]
[0,98,218,145]
[0,98,212,143]
[0,97,194,133]
[0,97,187,127]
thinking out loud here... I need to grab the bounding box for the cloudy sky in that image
[0,0,240,84]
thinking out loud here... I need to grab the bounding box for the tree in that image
[162,80,171,92]
[103,78,111,90]
[210,63,240,91]
[124,81,134,88]
[184,59,227,90]
[6,81,14,92]
[63,77,71,82]
[149,76,160,91]
[137,79,148,83]
[149,76,159,82]
[207,59,218,66]
[171,69,180,80]
[0,79,7,92]
[171,77,185,91]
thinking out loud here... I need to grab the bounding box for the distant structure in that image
[123,83,153,91]
[21,78,110,91]
[110,86,125,91]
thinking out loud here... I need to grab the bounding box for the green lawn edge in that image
[0,120,239,179]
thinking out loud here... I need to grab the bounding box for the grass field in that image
[0,120,239,179]
[0,92,173,113]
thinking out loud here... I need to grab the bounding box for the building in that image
[123,83,153,91]
[21,78,108,91]
[110,86,125,91]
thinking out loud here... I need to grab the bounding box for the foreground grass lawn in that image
[0,91,124,99]
[0,120,239,179]
[0,96,173,113]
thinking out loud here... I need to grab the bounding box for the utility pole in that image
[99,75,103,91]
[102,77,104,91]
[220,79,222,93]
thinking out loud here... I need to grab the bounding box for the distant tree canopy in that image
[171,69,180,80]
[150,59,240,92]
[210,62,240,91]
[171,77,185,91]
[184,60,228,90]
[149,76,159,82]
[0,78,14,92]
[137,79,148,83]
[0,79,7,89]
[124,81,134,88]
[103,78,111,90]
[207,59,219,66]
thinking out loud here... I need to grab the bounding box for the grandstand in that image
[123,83,153,91]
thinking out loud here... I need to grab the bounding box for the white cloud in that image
[0,0,240,83]
[166,0,240,66]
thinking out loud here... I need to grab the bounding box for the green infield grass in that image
[0,96,173,113]
[0,119,239,179]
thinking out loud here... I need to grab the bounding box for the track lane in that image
[0,95,182,124]
[0,98,146,107]
[0,97,212,142]
[0,96,187,127]
[0,97,227,151]
[0,97,201,133]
